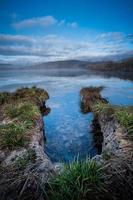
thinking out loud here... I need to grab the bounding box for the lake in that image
[0,66,133,162]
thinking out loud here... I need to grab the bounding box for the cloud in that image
[12,16,57,29]
[96,32,125,44]
[126,34,133,43]
[67,22,78,28]
[58,20,65,26]
[11,15,78,29]
[0,34,35,46]
[0,32,132,64]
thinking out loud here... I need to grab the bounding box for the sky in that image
[0,0,133,64]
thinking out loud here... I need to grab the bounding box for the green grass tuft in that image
[46,159,105,200]
[92,101,113,115]
[4,102,40,125]
[0,122,28,150]
[115,108,133,139]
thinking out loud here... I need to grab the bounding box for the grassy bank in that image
[0,87,48,150]
[0,87,52,199]
[93,102,133,140]
[80,86,133,140]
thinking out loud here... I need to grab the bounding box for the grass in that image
[0,101,41,150]
[93,102,133,139]
[0,97,42,150]
[0,164,43,200]
[0,92,10,105]
[80,86,107,113]
[13,86,49,103]
[0,87,48,151]
[115,107,133,139]
[92,101,114,115]
[0,122,28,150]
[80,86,104,95]
[4,101,40,125]
[0,86,49,106]
[46,159,105,200]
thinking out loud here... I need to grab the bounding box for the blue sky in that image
[0,0,133,64]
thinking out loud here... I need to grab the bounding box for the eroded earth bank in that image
[0,86,133,200]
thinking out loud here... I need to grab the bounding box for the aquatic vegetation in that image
[46,159,105,200]
[0,122,28,150]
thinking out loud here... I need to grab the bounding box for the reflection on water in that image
[0,67,133,162]
[44,91,96,162]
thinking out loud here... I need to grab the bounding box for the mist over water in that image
[0,66,133,162]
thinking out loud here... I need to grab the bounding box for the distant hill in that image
[0,58,132,71]
[30,60,87,70]
[0,58,133,80]
[29,58,133,72]
[84,58,133,72]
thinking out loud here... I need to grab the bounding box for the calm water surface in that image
[0,67,133,162]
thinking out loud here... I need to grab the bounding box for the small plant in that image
[0,122,27,150]
[46,159,105,200]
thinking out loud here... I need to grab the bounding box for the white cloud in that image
[0,32,132,64]
[96,32,125,44]
[12,16,57,29]
[11,15,78,29]
[58,20,65,26]
[0,34,35,45]
[67,22,78,28]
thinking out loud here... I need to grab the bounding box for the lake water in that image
[0,67,133,162]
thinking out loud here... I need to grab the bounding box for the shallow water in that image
[0,66,133,162]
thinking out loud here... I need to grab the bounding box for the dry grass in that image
[80,86,107,113]
[0,86,49,106]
